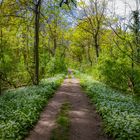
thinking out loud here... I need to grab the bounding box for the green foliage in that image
[96,57,129,90]
[0,74,64,140]
[46,57,67,76]
[94,56,140,95]
[0,0,71,91]
[79,74,140,140]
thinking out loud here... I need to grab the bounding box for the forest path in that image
[26,78,111,140]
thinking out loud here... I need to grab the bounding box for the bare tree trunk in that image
[0,75,1,95]
[133,10,140,62]
[33,0,41,85]
[0,1,4,94]
[94,36,100,58]
[53,37,57,56]
[130,7,140,93]
[87,45,93,66]
[130,48,135,94]
[0,28,2,94]
[0,73,1,94]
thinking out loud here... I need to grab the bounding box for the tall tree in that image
[77,0,106,60]
[33,0,42,85]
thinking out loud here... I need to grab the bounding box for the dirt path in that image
[26,78,111,140]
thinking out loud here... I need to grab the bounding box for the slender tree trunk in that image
[94,35,100,59]
[0,28,2,94]
[53,37,57,56]
[87,45,93,66]
[130,8,140,93]
[0,75,1,95]
[131,56,135,94]
[33,0,41,85]
[133,10,140,61]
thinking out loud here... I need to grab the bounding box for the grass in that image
[50,102,71,140]
[0,74,64,140]
[78,74,140,140]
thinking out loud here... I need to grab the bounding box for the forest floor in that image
[26,78,112,140]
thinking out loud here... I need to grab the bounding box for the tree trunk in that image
[53,37,57,56]
[94,35,100,59]
[87,45,93,66]
[33,0,41,85]
[133,10,140,62]
[0,74,1,95]
[0,28,2,94]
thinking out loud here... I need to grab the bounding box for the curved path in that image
[26,78,111,140]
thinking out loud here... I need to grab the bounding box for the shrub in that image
[95,57,140,95]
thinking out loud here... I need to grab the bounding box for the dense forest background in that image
[0,0,140,96]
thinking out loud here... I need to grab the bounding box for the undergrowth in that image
[0,74,64,140]
[79,74,140,140]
